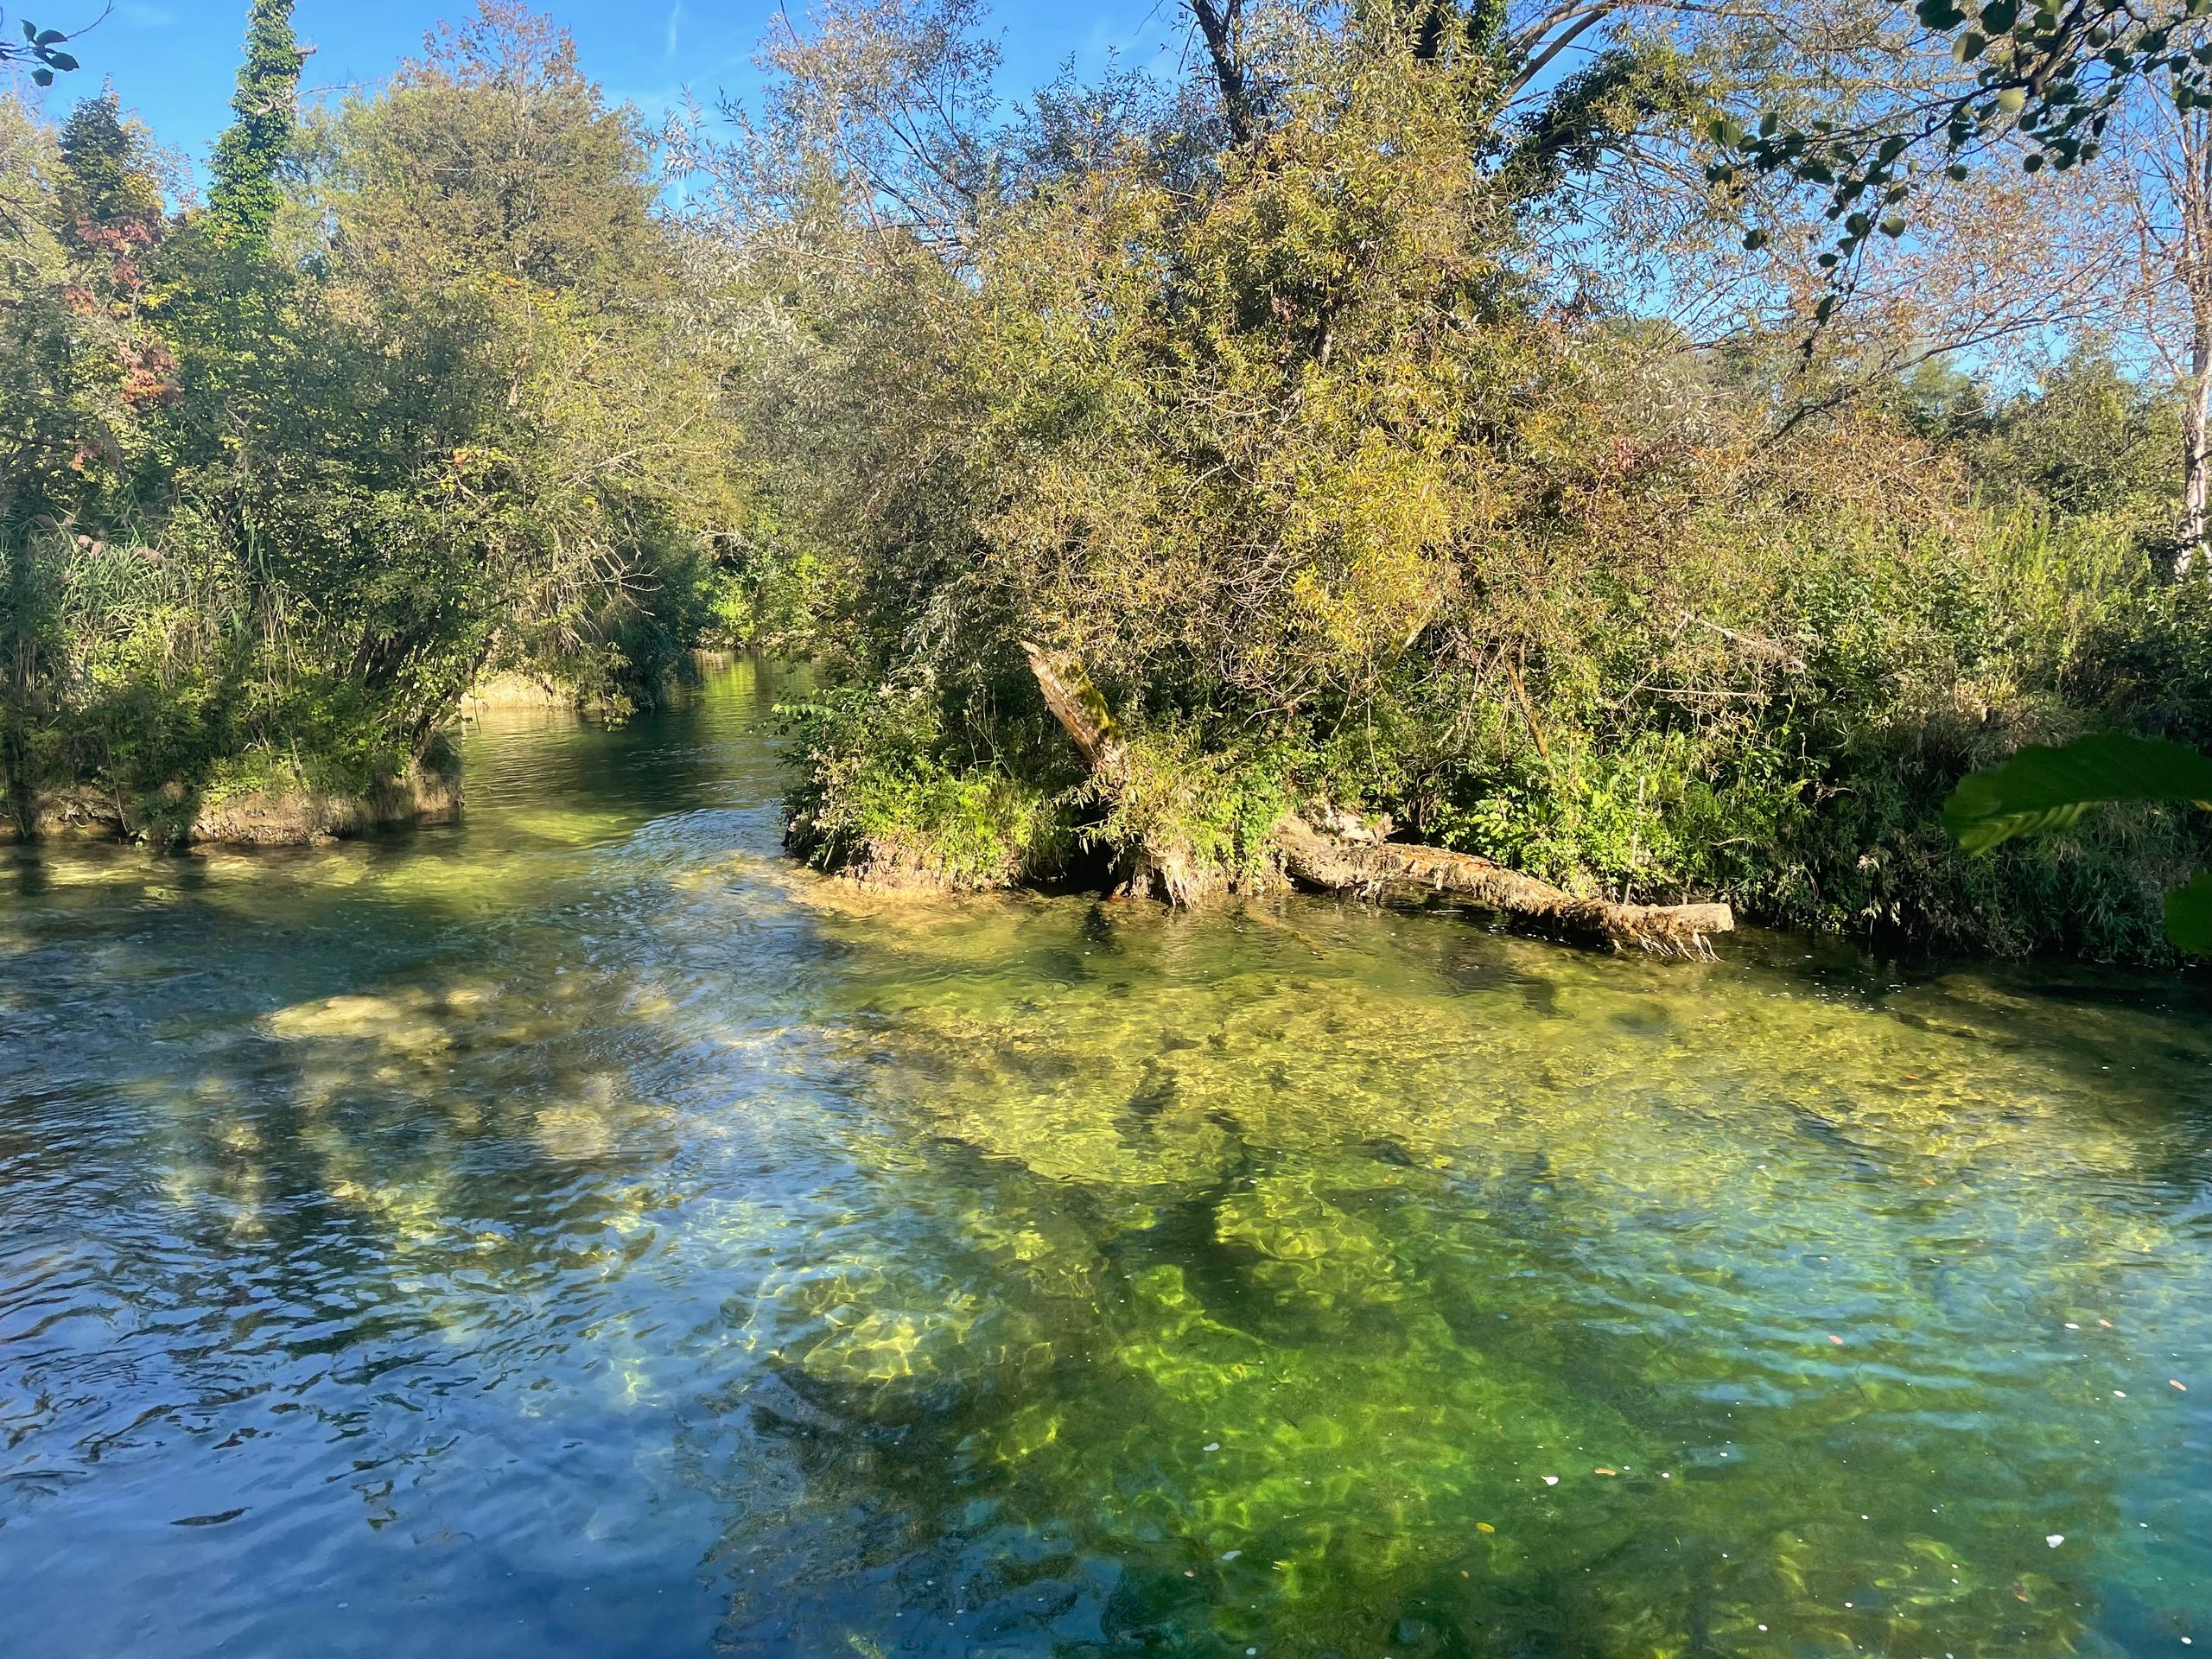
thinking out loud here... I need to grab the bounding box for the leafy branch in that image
[1,4,103,86]
[1710,0,2212,280]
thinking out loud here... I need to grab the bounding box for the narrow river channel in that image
[3,658,2208,1656]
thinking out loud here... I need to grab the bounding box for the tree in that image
[321,1,660,293]
[55,90,159,238]
[1719,0,2212,235]
[1705,5,2212,569]
[0,2,746,841]
[2092,82,2212,568]
[206,0,302,244]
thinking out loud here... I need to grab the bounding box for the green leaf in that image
[1980,0,2019,30]
[1997,86,2027,113]
[1916,0,1966,26]
[41,48,73,70]
[1955,29,1988,60]
[33,27,64,45]
[2164,871,2212,954]
[30,67,51,85]
[1741,227,1769,251]
[1880,215,1906,236]
[1943,734,2212,854]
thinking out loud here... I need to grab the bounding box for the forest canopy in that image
[8,0,2212,957]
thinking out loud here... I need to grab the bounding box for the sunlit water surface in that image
[3,660,2210,1657]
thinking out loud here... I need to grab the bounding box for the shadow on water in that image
[2,658,2209,1658]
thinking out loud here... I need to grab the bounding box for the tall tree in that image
[54,90,159,239]
[2098,78,2212,569]
[324,2,658,293]
[206,0,301,244]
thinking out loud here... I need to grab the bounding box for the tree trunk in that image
[1186,0,1255,147]
[2175,109,2212,577]
[2184,327,2212,577]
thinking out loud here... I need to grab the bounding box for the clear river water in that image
[2,658,2209,1658]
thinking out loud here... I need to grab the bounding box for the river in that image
[2,658,2208,1656]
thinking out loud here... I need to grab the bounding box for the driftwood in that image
[1269,812,1732,958]
[1019,641,1735,956]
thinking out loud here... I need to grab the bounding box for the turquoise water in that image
[1,658,2208,1657]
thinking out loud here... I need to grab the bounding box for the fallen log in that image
[1269,812,1732,958]
[1018,639,1735,955]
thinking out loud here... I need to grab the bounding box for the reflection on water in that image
[2,658,2209,1657]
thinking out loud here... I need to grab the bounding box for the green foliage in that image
[0,3,747,844]
[1972,353,2183,535]
[55,93,160,237]
[207,0,301,245]
[2163,868,2212,950]
[1717,0,2208,252]
[1945,732,2212,951]
[1089,727,1301,899]
[782,690,1074,890]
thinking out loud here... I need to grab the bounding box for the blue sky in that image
[11,0,1185,180]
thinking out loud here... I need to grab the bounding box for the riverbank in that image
[1,763,461,848]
